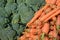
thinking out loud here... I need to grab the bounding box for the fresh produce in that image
[0,0,45,40]
[19,0,60,40]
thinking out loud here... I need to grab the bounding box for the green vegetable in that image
[0,0,45,40]
[18,3,34,23]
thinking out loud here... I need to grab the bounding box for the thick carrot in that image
[45,0,56,4]
[42,22,49,34]
[56,0,60,7]
[39,8,59,22]
[44,10,60,22]
[26,4,49,27]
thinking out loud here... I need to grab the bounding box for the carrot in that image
[42,22,49,34]
[29,23,37,28]
[39,12,46,19]
[50,21,55,25]
[45,7,52,13]
[51,16,56,22]
[29,38,33,40]
[26,4,49,27]
[19,35,26,40]
[49,31,57,38]
[49,38,53,40]
[50,26,54,31]
[56,0,60,7]
[37,25,42,29]
[39,8,59,22]
[33,35,40,40]
[44,10,60,22]
[37,29,42,35]
[30,29,37,35]
[43,36,49,40]
[56,15,60,25]
[45,0,56,4]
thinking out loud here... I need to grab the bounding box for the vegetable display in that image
[0,0,45,40]
[19,0,60,40]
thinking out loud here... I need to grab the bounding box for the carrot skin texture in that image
[45,0,56,4]
[44,10,60,22]
[42,23,49,34]
[39,8,59,22]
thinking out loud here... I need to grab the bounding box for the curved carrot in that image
[26,4,49,27]
[44,10,60,22]
[42,22,49,34]
[39,8,59,22]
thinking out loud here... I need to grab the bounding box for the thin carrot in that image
[44,10,60,22]
[39,8,59,22]
[26,4,49,27]
[42,22,49,34]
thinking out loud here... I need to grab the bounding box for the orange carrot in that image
[56,15,60,25]
[29,23,36,28]
[26,4,49,27]
[50,26,54,31]
[30,29,37,35]
[37,29,42,35]
[45,0,56,4]
[45,7,52,13]
[39,12,46,19]
[49,31,57,38]
[42,22,49,34]
[19,35,26,40]
[44,10,60,22]
[43,36,49,40]
[56,0,60,7]
[51,16,56,21]
[50,21,55,25]
[39,8,59,22]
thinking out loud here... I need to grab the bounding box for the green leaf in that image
[18,3,34,23]
[12,14,20,24]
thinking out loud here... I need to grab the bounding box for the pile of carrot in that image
[18,0,60,40]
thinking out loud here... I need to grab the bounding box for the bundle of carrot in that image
[18,0,60,40]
